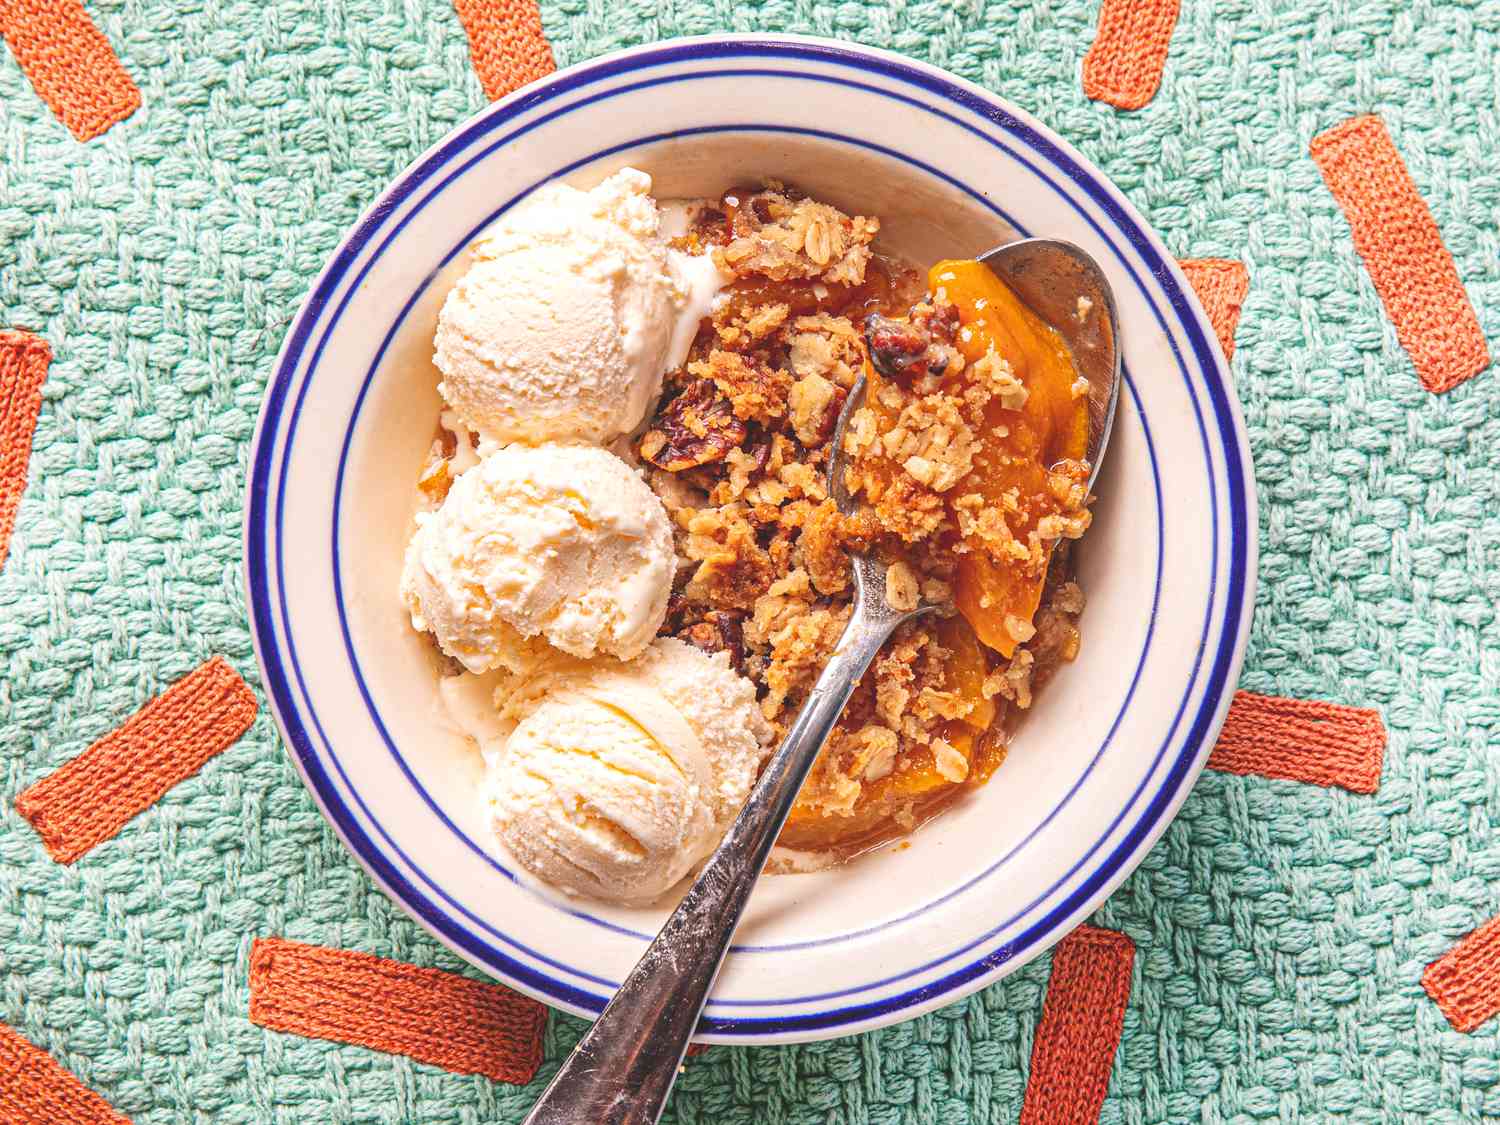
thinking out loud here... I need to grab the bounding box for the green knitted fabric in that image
[2,1,1498,1121]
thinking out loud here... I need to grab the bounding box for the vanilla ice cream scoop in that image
[433,167,722,446]
[400,443,674,673]
[486,639,774,903]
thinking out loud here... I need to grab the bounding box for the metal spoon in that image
[976,238,1121,492]
[521,238,1121,1125]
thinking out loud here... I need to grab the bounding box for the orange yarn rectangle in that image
[1081,0,1180,110]
[15,656,258,863]
[1207,690,1386,793]
[0,0,140,140]
[0,331,49,574]
[249,938,547,1084]
[1179,259,1250,362]
[1423,914,1500,1033]
[0,1021,132,1125]
[1311,115,1489,393]
[1020,924,1135,1125]
[451,0,555,102]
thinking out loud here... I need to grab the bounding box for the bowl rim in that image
[244,31,1259,1042]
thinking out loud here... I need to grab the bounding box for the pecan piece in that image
[680,610,747,673]
[640,380,747,471]
[865,313,931,381]
[746,433,773,474]
[865,304,962,383]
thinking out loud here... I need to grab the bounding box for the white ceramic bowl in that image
[245,34,1257,1043]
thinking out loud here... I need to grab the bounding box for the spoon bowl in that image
[979,238,1122,489]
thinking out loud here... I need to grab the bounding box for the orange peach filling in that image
[936,259,1090,657]
[782,260,1090,853]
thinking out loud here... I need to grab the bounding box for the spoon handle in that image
[521,598,905,1125]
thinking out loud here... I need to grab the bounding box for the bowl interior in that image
[339,132,1158,953]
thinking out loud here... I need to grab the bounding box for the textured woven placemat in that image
[2,1,1498,1121]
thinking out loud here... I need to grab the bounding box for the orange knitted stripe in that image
[1020,924,1135,1125]
[1179,259,1250,362]
[451,0,554,102]
[0,331,49,574]
[1311,115,1489,393]
[1207,690,1386,793]
[685,1043,711,1057]
[0,0,140,140]
[249,938,547,1084]
[0,1022,132,1125]
[16,656,257,863]
[1423,914,1500,1033]
[1081,0,1181,111]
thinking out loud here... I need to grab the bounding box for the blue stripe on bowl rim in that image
[244,35,1254,1038]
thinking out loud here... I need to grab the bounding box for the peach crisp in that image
[639,185,1093,857]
